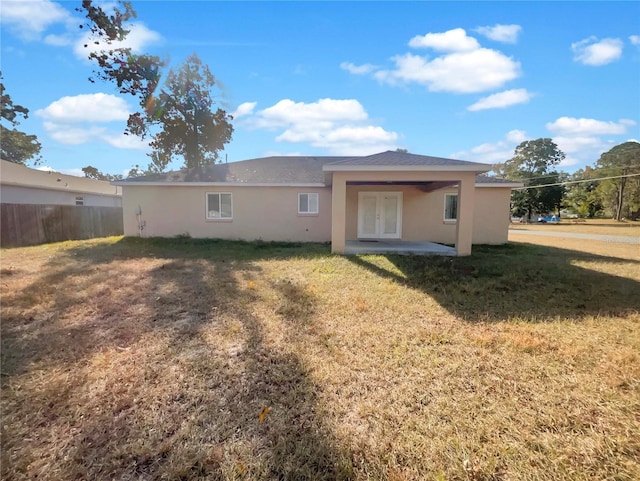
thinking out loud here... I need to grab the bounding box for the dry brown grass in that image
[510,218,640,237]
[508,232,640,260]
[2,235,639,480]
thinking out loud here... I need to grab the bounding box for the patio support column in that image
[455,174,475,256]
[330,173,347,253]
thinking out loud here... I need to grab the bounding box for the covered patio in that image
[344,240,456,256]
[323,151,491,256]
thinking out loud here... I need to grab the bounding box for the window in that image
[298,193,319,214]
[444,193,457,221]
[75,196,84,206]
[207,192,233,219]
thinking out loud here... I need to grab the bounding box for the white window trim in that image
[206,192,233,220]
[444,193,458,223]
[298,192,319,215]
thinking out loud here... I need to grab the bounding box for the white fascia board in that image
[322,164,491,173]
[113,181,328,188]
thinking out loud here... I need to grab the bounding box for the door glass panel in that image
[383,196,398,234]
[361,196,377,235]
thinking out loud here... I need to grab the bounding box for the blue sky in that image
[1,1,639,177]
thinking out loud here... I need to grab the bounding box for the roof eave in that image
[322,164,491,173]
[113,181,328,187]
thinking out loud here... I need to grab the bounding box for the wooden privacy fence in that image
[1,204,123,248]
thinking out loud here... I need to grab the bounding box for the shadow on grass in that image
[347,242,640,322]
[1,237,351,480]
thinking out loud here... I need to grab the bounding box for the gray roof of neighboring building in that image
[475,174,522,186]
[1,159,122,196]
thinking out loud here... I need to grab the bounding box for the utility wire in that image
[511,172,640,191]
[493,162,640,184]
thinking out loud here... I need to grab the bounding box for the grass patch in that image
[2,235,639,480]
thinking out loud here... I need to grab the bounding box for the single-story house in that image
[1,159,122,207]
[114,151,521,256]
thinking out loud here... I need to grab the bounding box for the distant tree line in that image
[563,142,640,221]
[496,139,639,222]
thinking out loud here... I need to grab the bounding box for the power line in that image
[494,162,640,184]
[511,172,640,191]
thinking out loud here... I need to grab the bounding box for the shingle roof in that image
[1,159,121,196]
[326,150,478,167]
[117,151,493,185]
[120,156,349,184]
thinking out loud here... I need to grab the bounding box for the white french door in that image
[357,192,402,239]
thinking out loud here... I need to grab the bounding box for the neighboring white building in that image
[0,160,122,207]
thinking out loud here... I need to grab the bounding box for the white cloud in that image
[73,23,162,59]
[340,62,378,75]
[36,165,85,176]
[0,0,70,38]
[572,37,623,66]
[409,28,480,52]
[43,33,73,46]
[254,98,368,128]
[343,28,522,94]
[546,117,635,136]
[552,136,607,168]
[102,133,149,150]
[451,130,529,165]
[551,135,604,154]
[239,98,399,155]
[36,93,147,150]
[232,102,257,119]
[474,24,522,44]
[43,124,107,145]
[545,117,637,168]
[630,35,640,46]
[452,116,637,171]
[36,94,131,123]
[60,168,86,177]
[375,49,521,93]
[467,89,532,111]
[506,129,528,144]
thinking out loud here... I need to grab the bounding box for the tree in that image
[78,1,163,107]
[562,166,603,218]
[594,141,640,221]
[79,1,233,171]
[1,75,42,164]
[82,165,123,181]
[129,54,233,169]
[498,138,565,221]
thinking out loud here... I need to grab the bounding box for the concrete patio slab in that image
[344,240,456,256]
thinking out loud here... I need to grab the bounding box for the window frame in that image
[443,193,458,222]
[298,192,319,215]
[206,192,233,220]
